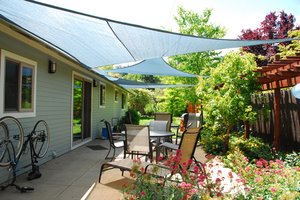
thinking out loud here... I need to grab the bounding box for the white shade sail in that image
[106,58,197,77]
[0,0,298,70]
[113,78,194,89]
[92,68,194,89]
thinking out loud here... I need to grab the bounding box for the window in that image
[121,93,126,109]
[0,50,36,118]
[114,90,118,102]
[99,83,106,107]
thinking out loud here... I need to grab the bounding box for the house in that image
[0,18,128,183]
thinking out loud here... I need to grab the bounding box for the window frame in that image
[0,49,37,118]
[99,82,106,108]
[114,89,118,102]
[121,93,126,109]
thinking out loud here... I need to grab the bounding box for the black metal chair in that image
[104,120,125,161]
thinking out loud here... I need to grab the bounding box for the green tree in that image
[166,7,226,112]
[128,89,155,115]
[198,52,259,152]
[157,87,189,116]
[278,30,300,57]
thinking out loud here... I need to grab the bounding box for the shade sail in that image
[113,78,194,89]
[92,68,194,89]
[106,58,197,77]
[0,0,298,70]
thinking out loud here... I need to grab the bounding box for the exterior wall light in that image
[93,79,98,87]
[48,60,57,73]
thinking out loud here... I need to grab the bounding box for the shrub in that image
[126,109,140,125]
[201,130,225,155]
[283,151,300,167]
[229,135,273,161]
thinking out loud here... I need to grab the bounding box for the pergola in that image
[256,53,300,149]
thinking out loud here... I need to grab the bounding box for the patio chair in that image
[149,120,168,155]
[98,126,204,183]
[154,112,172,132]
[99,124,153,182]
[158,122,196,157]
[124,124,153,162]
[104,120,125,161]
[175,113,189,144]
[149,120,168,132]
[144,126,205,182]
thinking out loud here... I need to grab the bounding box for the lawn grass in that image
[139,116,153,125]
[139,116,181,136]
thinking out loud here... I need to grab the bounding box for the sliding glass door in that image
[73,77,91,145]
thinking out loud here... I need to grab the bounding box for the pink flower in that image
[255,177,262,183]
[193,165,199,174]
[179,182,192,189]
[270,187,277,193]
[245,166,251,172]
[228,171,233,178]
[256,161,263,168]
[215,178,221,183]
[140,191,146,196]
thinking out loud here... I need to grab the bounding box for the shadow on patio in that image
[0,139,207,200]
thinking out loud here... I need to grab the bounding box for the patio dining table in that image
[150,130,174,162]
[121,129,174,162]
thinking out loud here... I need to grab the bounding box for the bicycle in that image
[0,116,50,192]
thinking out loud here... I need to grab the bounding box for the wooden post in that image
[273,88,281,149]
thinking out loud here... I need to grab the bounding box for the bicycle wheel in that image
[0,116,24,167]
[31,120,49,158]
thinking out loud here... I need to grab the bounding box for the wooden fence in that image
[251,90,300,150]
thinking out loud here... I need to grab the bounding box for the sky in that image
[36,0,300,39]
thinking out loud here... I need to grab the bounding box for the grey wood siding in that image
[91,83,127,139]
[0,30,128,183]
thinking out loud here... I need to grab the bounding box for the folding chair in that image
[99,124,153,182]
[160,122,193,154]
[124,124,153,162]
[144,126,205,183]
[104,120,125,161]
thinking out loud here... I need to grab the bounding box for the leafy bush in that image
[201,129,225,155]
[126,109,140,125]
[128,89,155,115]
[236,136,273,161]
[283,151,300,167]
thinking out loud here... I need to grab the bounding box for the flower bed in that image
[122,149,300,199]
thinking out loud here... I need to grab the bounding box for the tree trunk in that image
[223,125,231,153]
[244,121,250,139]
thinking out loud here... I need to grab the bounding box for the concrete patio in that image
[0,139,207,200]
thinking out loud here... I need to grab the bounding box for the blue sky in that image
[37,0,300,39]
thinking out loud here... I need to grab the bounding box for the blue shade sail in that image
[105,58,197,77]
[0,0,298,70]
